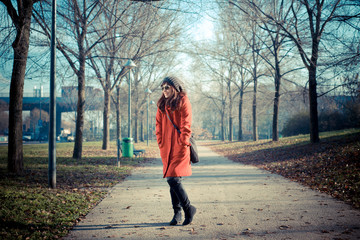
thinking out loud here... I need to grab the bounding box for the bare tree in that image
[228,0,304,141]
[200,72,228,141]
[188,46,228,140]
[87,0,133,149]
[1,0,42,173]
[202,53,236,141]
[241,22,267,141]
[88,1,184,148]
[191,33,244,141]
[209,77,227,141]
[219,7,256,141]
[215,2,270,141]
[233,50,252,141]
[237,0,360,143]
[34,0,122,159]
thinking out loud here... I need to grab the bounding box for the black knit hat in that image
[161,76,185,93]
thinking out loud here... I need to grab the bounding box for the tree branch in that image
[0,0,19,29]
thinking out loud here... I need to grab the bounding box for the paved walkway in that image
[65,146,360,240]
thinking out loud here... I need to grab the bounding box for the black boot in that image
[169,188,182,225]
[167,177,196,226]
[170,211,182,225]
[183,205,196,225]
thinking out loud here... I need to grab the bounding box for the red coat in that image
[156,95,192,178]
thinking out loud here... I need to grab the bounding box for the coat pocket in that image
[174,144,188,160]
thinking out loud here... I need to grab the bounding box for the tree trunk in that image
[229,116,233,141]
[220,111,225,141]
[140,114,144,142]
[272,85,280,141]
[140,118,143,142]
[73,58,86,159]
[228,99,233,142]
[251,29,258,142]
[272,51,281,141]
[252,77,258,141]
[212,125,216,140]
[134,109,138,143]
[238,90,244,141]
[309,64,319,143]
[102,88,110,149]
[228,80,233,141]
[252,98,257,141]
[7,1,34,174]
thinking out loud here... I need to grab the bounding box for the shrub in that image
[343,100,360,128]
[319,111,348,132]
[281,112,310,137]
[282,104,360,137]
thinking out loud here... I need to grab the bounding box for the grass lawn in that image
[0,141,160,240]
[205,129,360,209]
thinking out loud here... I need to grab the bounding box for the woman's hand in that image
[181,142,189,147]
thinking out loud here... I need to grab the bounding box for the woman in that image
[155,76,196,226]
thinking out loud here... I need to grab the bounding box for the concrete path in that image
[65,146,360,240]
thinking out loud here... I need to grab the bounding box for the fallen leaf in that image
[279,225,291,230]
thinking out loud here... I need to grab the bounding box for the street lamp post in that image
[145,88,152,146]
[49,0,57,189]
[38,85,42,142]
[123,59,136,138]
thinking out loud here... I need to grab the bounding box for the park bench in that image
[133,148,146,157]
[118,141,146,158]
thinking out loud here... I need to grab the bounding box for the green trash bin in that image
[122,137,134,157]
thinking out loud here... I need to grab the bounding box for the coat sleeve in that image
[155,108,163,146]
[179,96,192,146]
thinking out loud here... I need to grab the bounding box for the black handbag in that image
[165,111,199,164]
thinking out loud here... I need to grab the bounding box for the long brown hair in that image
[157,86,186,112]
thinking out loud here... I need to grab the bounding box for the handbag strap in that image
[165,110,181,134]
